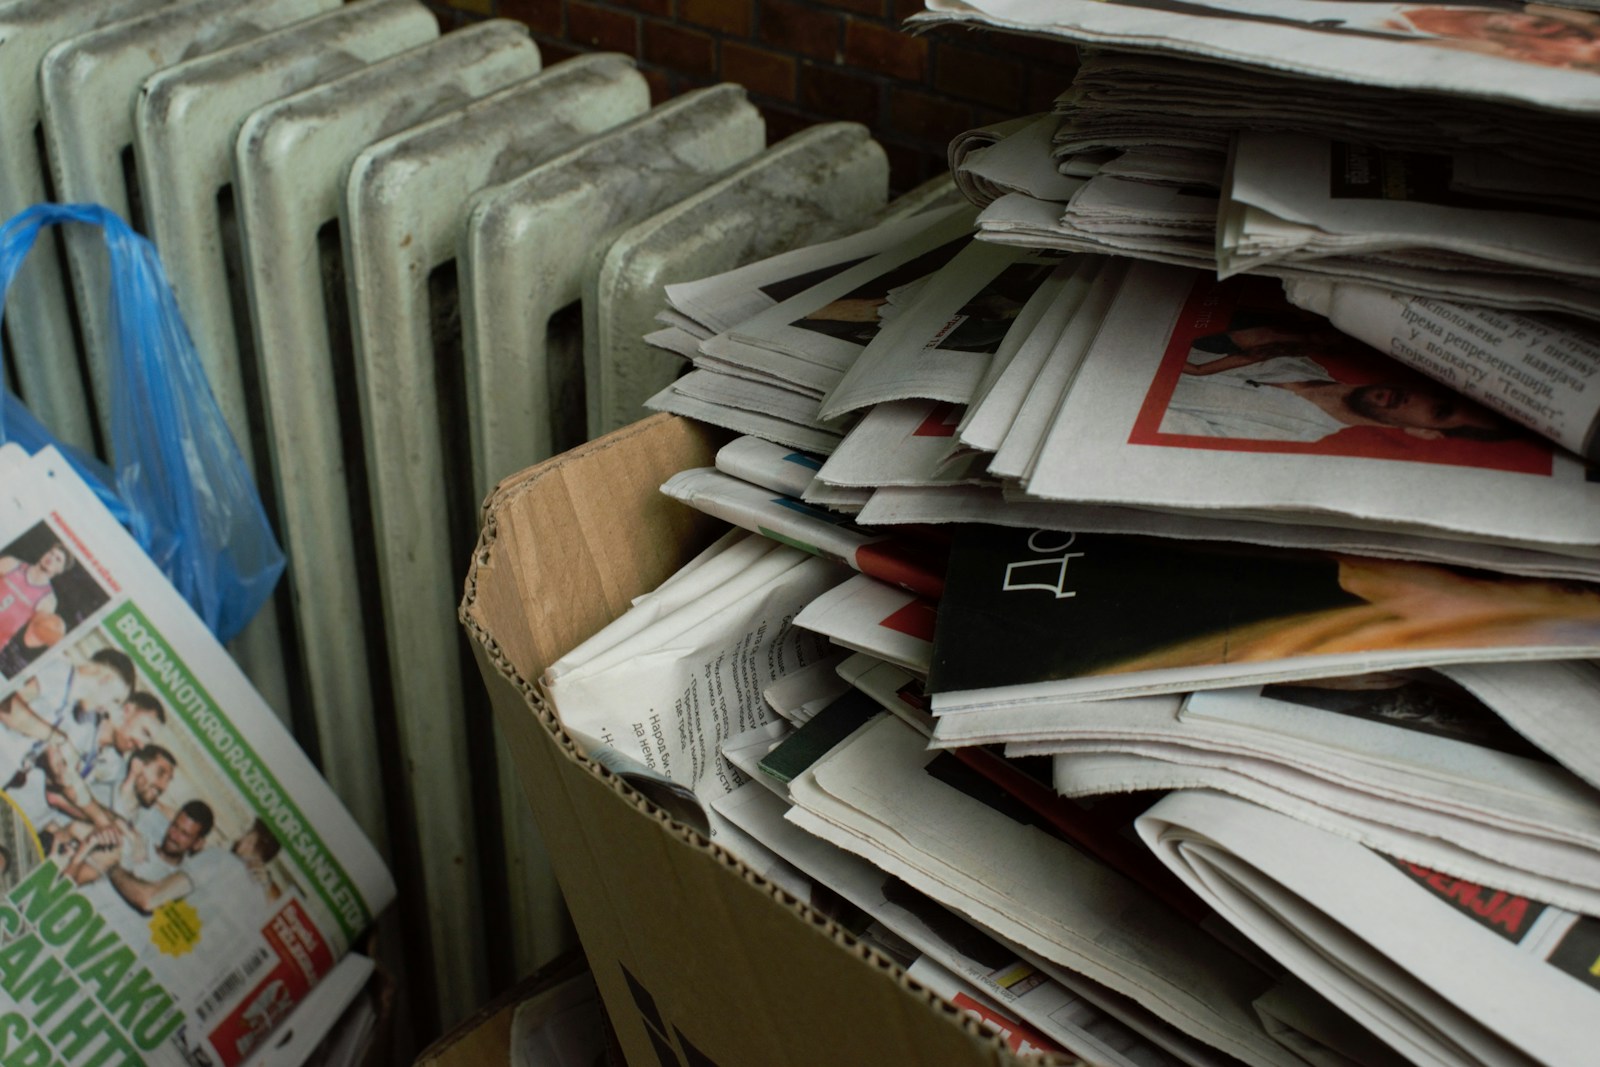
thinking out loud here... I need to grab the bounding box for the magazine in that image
[927,523,1600,709]
[0,446,393,1067]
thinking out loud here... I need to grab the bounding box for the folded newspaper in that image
[0,445,393,1067]
[1137,788,1600,1067]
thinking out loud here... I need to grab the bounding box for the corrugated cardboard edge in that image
[461,414,1079,1067]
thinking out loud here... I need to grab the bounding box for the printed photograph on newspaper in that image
[1129,274,1551,472]
[0,447,392,1067]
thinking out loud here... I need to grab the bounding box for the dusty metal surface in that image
[342,52,648,1025]
[461,83,765,498]
[40,0,336,447]
[457,81,763,977]
[587,122,890,436]
[0,0,183,451]
[234,18,540,864]
[128,0,437,717]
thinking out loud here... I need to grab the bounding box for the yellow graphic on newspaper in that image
[152,897,202,956]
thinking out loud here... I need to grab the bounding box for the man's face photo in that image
[114,706,160,754]
[160,811,206,860]
[1343,380,1509,439]
[131,755,175,809]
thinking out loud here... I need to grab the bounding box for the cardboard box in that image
[414,950,607,1067]
[462,414,1037,1066]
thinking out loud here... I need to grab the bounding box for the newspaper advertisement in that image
[1025,261,1600,549]
[1285,276,1600,460]
[0,446,393,1067]
[1137,788,1600,1067]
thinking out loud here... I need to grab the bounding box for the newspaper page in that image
[1440,659,1600,793]
[949,115,1040,206]
[1222,133,1600,281]
[714,436,821,498]
[543,539,851,802]
[711,781,1186,1067]
[955,115,1084,208]
[1049,744,1600,917]
[645,385,844,455]
[669,369,844,435]
[0,446,393,1067]
[988,258,1128,482]
[783,713,1307,1067]
[815,401,978,489]
[663,204,972,334]
[818,246,1066,421]
[1056,50,1599,175]
[1137,789,1600,1067]
[659,468,947,599]
[699,208,981,378]
[793,574,935,676]
[854,483,1600,583]
[1025,262,1600,550]
[909,0,1600,113]
[1284,277,1600,460]
[960,258,1103,453]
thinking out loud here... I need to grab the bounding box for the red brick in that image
[934,41,1025,109]
[643,20,718,75]
[1001,32,1080,68]
[680,0,753,35]
[1024,68,1069,113]
[886,85,972,145]
[821,0,885,17]
[722,41,796,101]
[568,2,638,52]
[641,65,673,104]
[532,35,585,62]
[843,18,926,80]
[608,0,672,16]
[882,141,933,194]
[759,104,813,144]
[758,0,840,61]
[498,0,563,35]
[799,62,879,123]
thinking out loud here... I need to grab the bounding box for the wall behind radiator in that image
[426,0,1079,191]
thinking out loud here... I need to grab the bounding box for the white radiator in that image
[6,4,892,1042]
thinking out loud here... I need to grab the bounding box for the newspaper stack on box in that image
[535,8,1600,1067]
[0,442,394,1067]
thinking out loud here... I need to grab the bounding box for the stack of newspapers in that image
[549,6,1600,1067]
[0,443,394,1066]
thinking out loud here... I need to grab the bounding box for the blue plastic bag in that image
[0,203,285,643]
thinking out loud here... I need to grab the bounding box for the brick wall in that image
[428,0,1078,191]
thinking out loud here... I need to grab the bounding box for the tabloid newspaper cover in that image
[0,445,393,1067]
